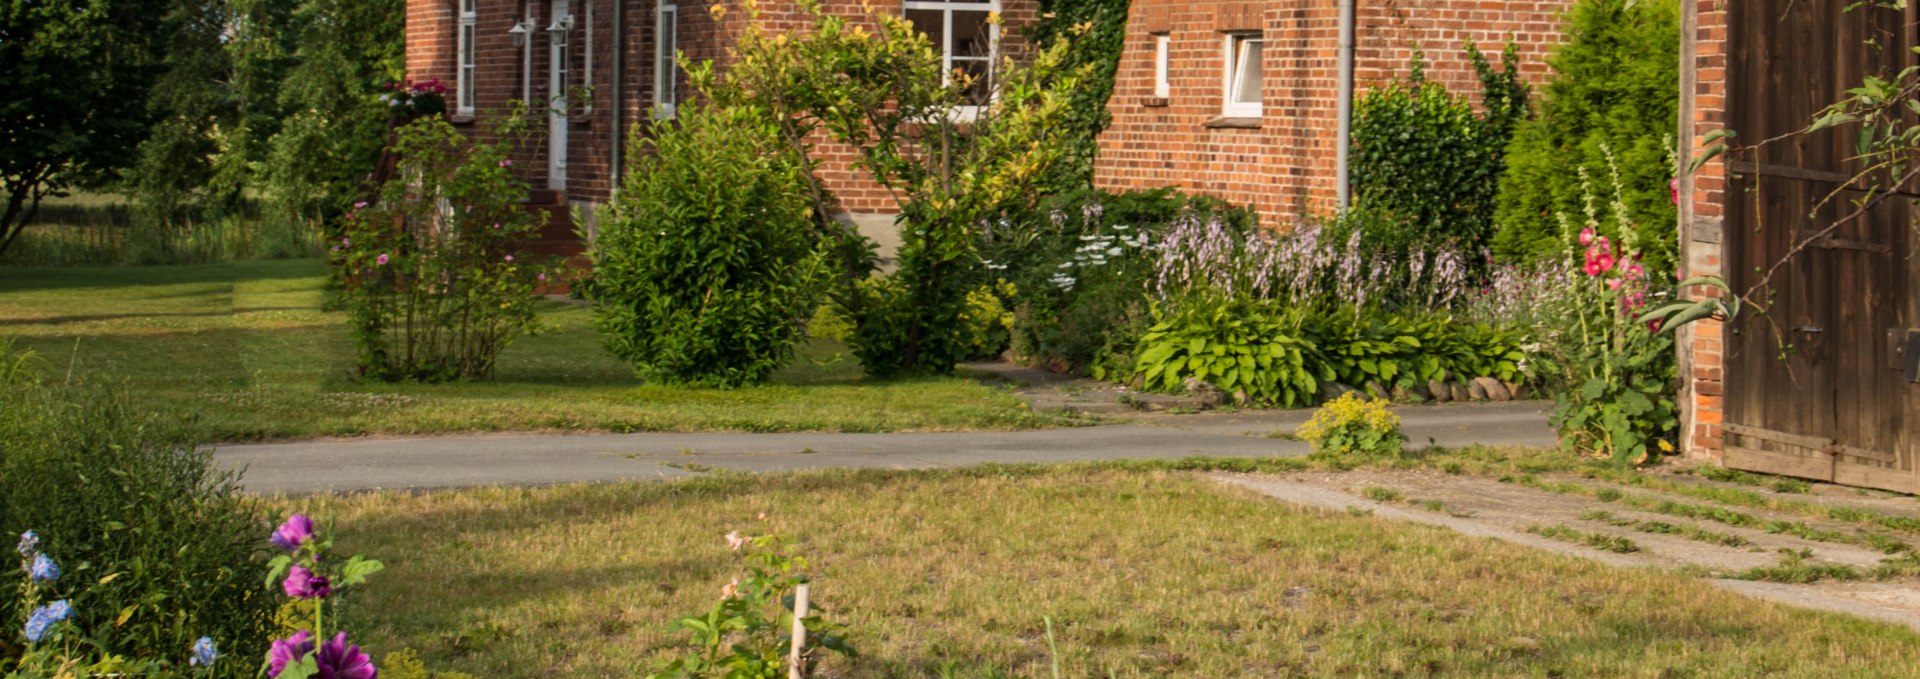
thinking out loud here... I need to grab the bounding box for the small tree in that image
[693,0,1091,376]
[592,106,829,388]
[0,0,170,258]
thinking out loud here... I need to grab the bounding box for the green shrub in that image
[0,346,277,674]
[1493,0,1680,273]
[592,106,827,388]
[1349,43,1529,257]
[1132,297,1324,407]
[1297,393,1405,458]
[338,117,553,382]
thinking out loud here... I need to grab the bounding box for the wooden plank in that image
[1836,444,1898,464]
[1835,461,1917,495]
[1726,445,1836,482]
[1724,423,1832,451]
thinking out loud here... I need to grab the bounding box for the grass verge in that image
[0,260,1061,441]
[283,467,1920,677]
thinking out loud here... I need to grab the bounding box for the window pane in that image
[904,8,944,46]
[1232,38,1263,105]
[659,9,677,106]
[1153,34,1169,98]
[951,10,992,58]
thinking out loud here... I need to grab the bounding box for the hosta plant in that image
[1133,296,1323,407]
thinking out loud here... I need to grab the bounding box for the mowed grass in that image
[296,468,1920,677]
[0,260,1054,441]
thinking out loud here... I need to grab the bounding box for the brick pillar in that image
[1678,0,1728,460]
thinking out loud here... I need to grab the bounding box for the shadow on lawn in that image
[0,259,326,293]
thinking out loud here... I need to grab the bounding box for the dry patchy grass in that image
[289,468,1920,677]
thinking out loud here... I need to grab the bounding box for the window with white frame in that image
[1152,33,1170,99]
[1221,32,1262,117]
[655,1,678,117]
[904,0,999,106]
[457,0,477,115]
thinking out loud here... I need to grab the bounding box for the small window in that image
[905,0,1000,108]
[656,2,678,118]
[1222,32,1262,117]
[1152,33,1170,99]
[457,0,477,115]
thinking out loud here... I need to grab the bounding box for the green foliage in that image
[1349,43,1529,257]
[1133,297,1323,407]
[0,345,278,674]
[379,650,480,679]
[648,534,855,679]
[696,4,1091,377]
[1132,294,1532,407]
[996,188,1254,376]
[959,281,1019,360]
[1297,394,1406,458]
[338,117,552,382]
[1494,0,1679,273]
[593,106,829,388]
[0,0,171,258]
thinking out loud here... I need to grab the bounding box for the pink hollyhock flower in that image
[1578,227,1596,247]
[1595,236,1613,255]
[1670,177,1680,205]
[1608,278,1623,290]
[1626,263,1645,279]
[1596,254,1616,271]
[267,631,314,678]
[283,565,331,599]
[1583,260,1604,277]
[376,254,390,266]
[315,632,377,679]
[724,531,747,551]
[270,515,315,551]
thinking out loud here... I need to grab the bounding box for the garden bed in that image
[296,466,1920,677]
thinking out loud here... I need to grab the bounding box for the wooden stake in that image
[788,584,811,679]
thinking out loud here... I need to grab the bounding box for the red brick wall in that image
[1093,0,1574,227]
[406,0,1037,217]
[1678,0,1727,460]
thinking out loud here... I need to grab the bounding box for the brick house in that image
[1095,0,1576,225]
[403,0,1036,253]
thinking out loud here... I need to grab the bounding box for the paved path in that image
[216,401,1556,494]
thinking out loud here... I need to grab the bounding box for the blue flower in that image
[16,530,37,557]
[190,636,220,667]
[23,600,71,643]
[27,553,59,582]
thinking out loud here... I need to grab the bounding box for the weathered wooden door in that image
[1721,0,1917,492]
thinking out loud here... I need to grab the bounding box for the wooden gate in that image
[1721,0,1918,492]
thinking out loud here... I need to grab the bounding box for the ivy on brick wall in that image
[1028,0,1130,194]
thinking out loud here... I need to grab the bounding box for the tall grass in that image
[1,194,326,267]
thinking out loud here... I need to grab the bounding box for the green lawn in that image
[296,467,1920,677]
[0,260,1056,441]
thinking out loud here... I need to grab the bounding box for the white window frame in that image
[1152,33,1170,99]
[1221,32,1263,118]
[457,0,477,115]
[903,0,1001,116]
[655,1,678,118]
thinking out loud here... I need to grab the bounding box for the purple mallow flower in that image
[316,632,378,679]
[283,565,331,599]
[23,600,70,643]
[271,515,316,551]
[190,636,220,667]
[268,630,315,677]
[28,553,58,582]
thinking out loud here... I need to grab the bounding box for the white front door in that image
[547,0,570,190]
